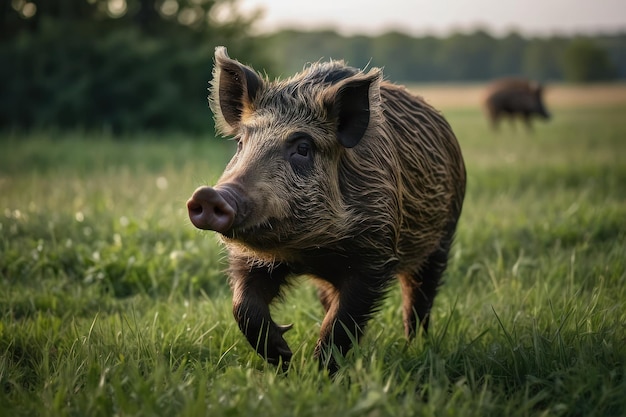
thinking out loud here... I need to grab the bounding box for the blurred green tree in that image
[491,31,526,76]
[0,0,268,134]
[522,37,565,81]
[562,38,617,82]
[436,30,497,81]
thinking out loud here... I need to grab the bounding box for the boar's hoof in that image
[277,323,294,334]
[262,323,294,371]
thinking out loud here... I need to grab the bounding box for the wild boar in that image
[187,46,466,373]
[484,77,550,131]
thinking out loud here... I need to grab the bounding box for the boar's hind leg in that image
[230,259,293,369]
[314,276,389,373]
[400,224,456,339]
[316,281,338,312]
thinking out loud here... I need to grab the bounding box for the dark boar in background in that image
[187,46,466,373]
[484,77,550,131]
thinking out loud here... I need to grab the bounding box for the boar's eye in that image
[296,142,309,157]
[285,133,314,175]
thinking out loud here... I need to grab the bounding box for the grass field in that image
[1,85,625,417]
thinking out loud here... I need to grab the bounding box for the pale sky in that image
[238,0,626,36]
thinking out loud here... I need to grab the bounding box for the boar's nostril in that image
[187,200,203,216]
[213,205,226,216]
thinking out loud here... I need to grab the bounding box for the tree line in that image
[1,0,624,134]
[260,29,623,84]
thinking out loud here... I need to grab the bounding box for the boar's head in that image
[529,81,551,119]
[188,47,383,259]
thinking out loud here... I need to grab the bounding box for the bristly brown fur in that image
[202,46,466,372]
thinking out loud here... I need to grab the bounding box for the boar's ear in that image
[210,46,263,136]
[324,69,382,148]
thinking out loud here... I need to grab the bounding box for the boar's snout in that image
[187,186,235,233]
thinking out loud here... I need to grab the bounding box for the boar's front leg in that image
[229,257,293,369]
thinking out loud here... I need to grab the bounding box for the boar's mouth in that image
[226,219,278,242]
